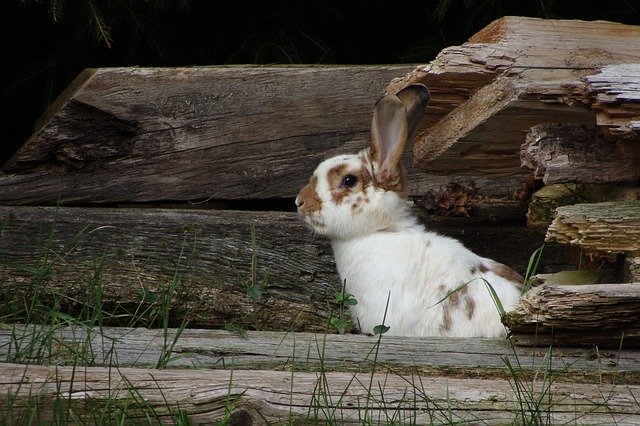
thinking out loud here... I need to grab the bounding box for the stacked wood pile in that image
[392,16,640,347]
[1,16,640,423]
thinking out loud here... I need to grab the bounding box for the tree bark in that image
[545,201,640,255]
[504,283,640,346]
[521,124,640,185]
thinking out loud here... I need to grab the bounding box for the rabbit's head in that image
[295,84,429,239]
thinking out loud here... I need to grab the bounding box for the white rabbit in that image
[295,84,522,337]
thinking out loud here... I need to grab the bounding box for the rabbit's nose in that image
[295,196,303,208]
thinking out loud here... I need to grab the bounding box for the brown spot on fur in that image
[470,263,489,275]
[440,306,452,332]
[296,176,322,215]
[490,261,524,286]
[327,164,350,204]
[465,297,475,320]
[447,285,468,307]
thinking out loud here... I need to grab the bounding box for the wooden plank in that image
[4,325,639,381]
[521,124,640,185]
[504,284,640,347]
[1,362,638,424]
[546,201,640,255]
[585,64,640,140]
[0,206,569,332]
[387,17,640,175]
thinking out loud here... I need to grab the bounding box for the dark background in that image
[2,0,639,166]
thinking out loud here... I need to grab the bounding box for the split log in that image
[5,325,639,380]
[526,183,639,230]
[504,284,640,347]
[387,17,640,175]
[0,65,528,206]
[0,206,562,331]
[2,363,639,425]
[546,201,640,256]
[585,64,640,141]
[0,65,404,204]
[521,124,640,185]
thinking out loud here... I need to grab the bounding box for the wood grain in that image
[521,124,640,185]
[4,324,639,381]
[546,201,640,255]
[504,283,640,347]
[388,17,640,175]
[0,206,573,331]
[1,362,638,424]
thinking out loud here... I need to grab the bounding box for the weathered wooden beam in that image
[0,66,411,204]
[545,201,640,255]
[0,206,561,332]
[1,362,638,424]
[409,77,594,176]
[521,124,640,185]
[585,64,640,141]
[4,325,639,380]
[0,206,339,332]
[0,65,529,206]
[504,284,640,346]
[526,183,639,230]
[387,17,640,175]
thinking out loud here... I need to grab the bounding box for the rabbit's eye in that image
[341,174,358,188]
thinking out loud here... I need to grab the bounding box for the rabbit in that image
[295,83,523,338]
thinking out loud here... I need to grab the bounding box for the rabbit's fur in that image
[295,84,522,337]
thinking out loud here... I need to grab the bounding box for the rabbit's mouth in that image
[298,210,326,232]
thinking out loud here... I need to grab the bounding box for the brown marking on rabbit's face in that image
[296,175,322,216]
[490,261,524,285]
[327,162,375,209]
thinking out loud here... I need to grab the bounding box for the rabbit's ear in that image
[370,95,409,181]
[395,84,430,144]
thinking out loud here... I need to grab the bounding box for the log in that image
[1,362,639,425]
[0,65,528,205]
[504,284,640,346]
[521,124,640,185]
[585,64,640,140]
[0,206,339,332]
[0,206,563,331]
[386,17,640,175]
[5,325,639,380]
[546,201,640,255]
[0,65,404,204]
[526,183,639,230]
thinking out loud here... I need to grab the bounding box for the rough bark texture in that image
[545,201,640,255]
[1,206,563,331]
[0,66,404,204]
[521,124,640,185]
[0,65,532,206]
[526,183,639,230]
[386,17,640,176]
[2,362,638,425]
[504,284,640,346]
